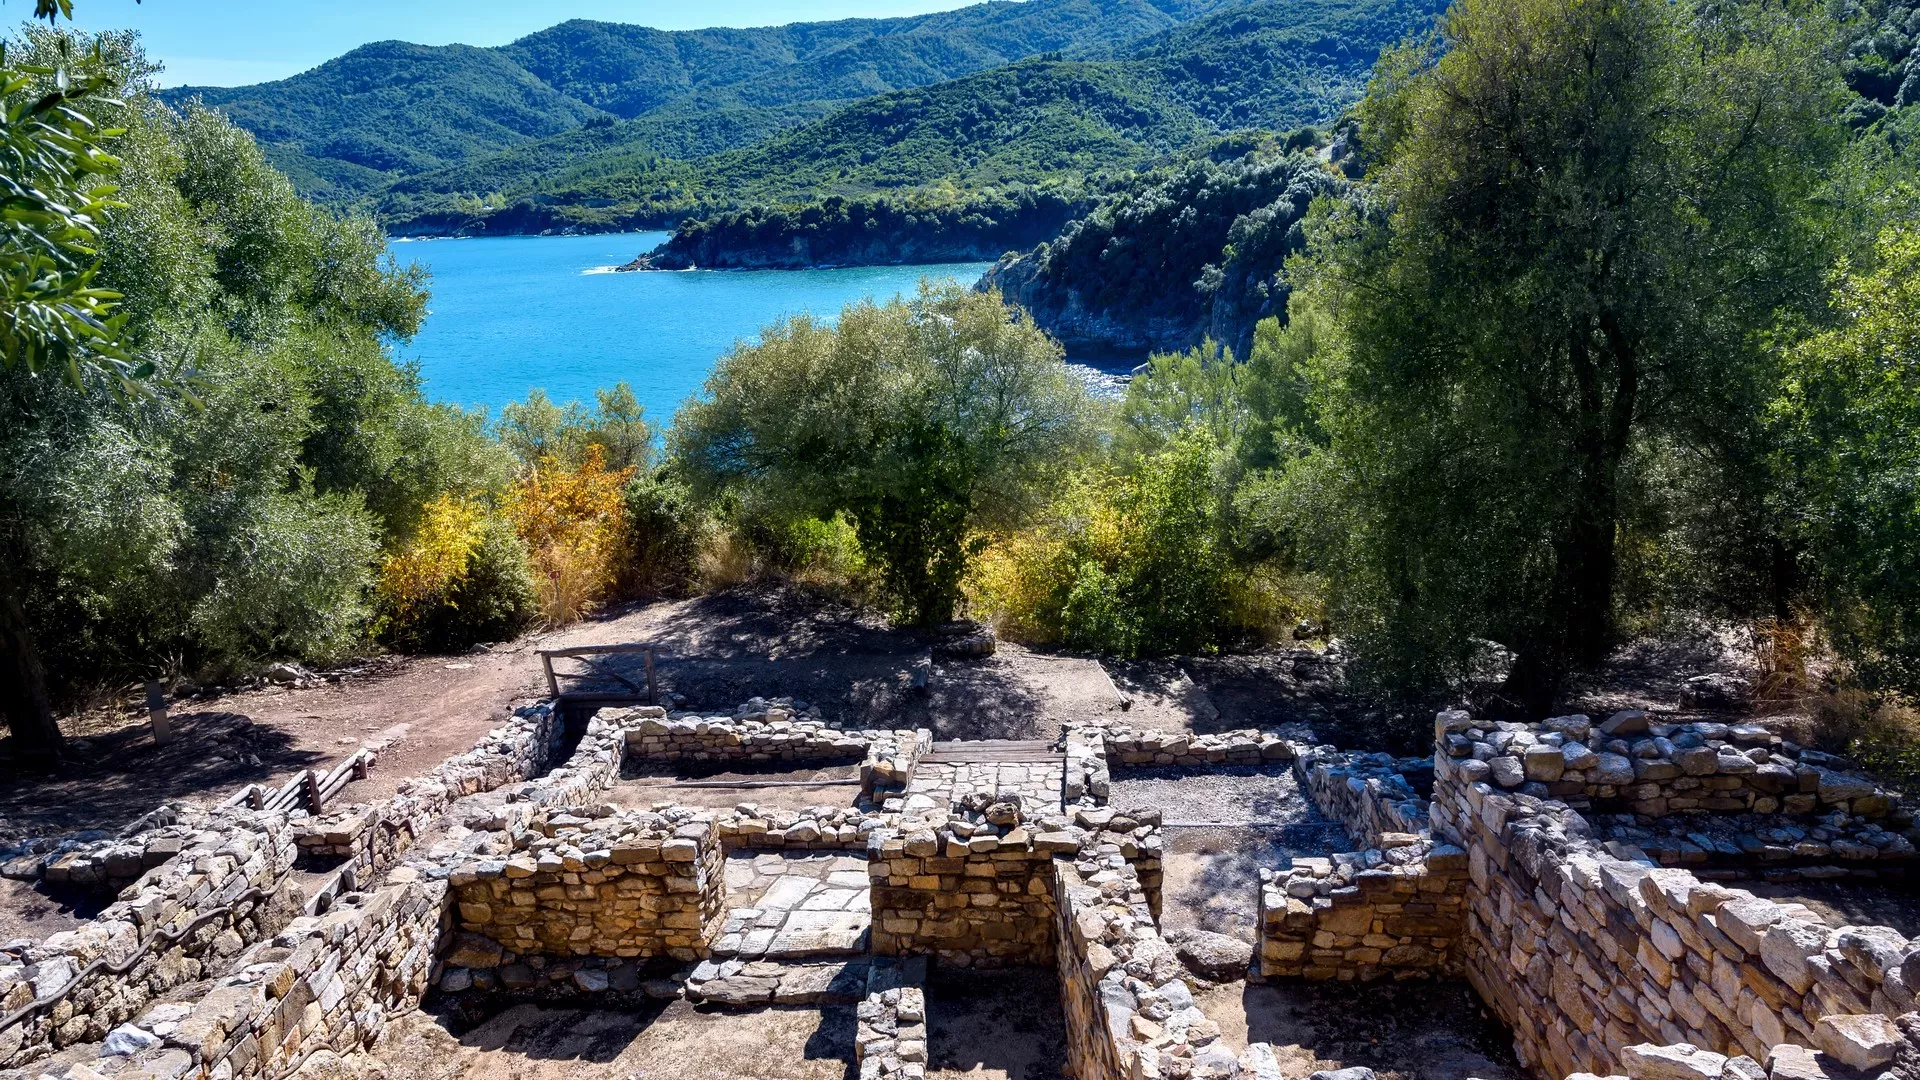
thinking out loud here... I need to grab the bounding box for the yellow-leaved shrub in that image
[507,446,634,627]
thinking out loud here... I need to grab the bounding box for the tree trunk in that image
[1557,312,1639,664]
[0,554,62,764]
[1514,315,1638,713]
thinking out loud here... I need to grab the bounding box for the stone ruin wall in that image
[1055,852,1258,1080]
[135,870,448,1080]
[1,703,564,1073]
[10,684,1920,1080]
[1255,838,1468,981]
[445,811,726,969]
[1431,708,1920,1080]
[288,702,565,883]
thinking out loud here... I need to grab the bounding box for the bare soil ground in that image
[924,968,1067,1080]
[1109,766,1351,942]
[0,586,1130,840]
[2,587,1772,845]
[1199,979,1523,1080]
[0,876,102,942]
[1744,879,1920,938]
[374,1002,857,1080]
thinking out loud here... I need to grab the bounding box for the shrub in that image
[441,518,538,646]
[1223,564,1328,645]
[507,446,634,627]
[1806,681,1920,794]
[191,490,381,666]
[619,469,703,597]
[969,432,1230,657]
[785,513,873,599]
[375,494,535,652]
[671,282,1092,627]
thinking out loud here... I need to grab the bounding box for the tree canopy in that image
[671,282,1094,625]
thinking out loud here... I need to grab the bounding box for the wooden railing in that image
[537,642,672,703]
[221,747,373,815]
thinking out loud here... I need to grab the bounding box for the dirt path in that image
[0,586,1140,839]
[372,1002,856,1080]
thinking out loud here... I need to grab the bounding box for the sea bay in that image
[395,231,998,419]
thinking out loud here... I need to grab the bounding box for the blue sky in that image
[62,0,985,88]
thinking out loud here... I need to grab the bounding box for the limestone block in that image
[1809,1015,1899,1070]
[1620,1043,1728,1079]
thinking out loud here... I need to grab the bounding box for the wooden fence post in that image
[145,680,172,746]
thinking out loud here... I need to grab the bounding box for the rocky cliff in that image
[977,151,1345,362]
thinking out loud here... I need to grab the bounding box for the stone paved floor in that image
[904,761,1063,815]
[713,851,870,958]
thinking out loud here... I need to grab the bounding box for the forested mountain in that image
[377,59,1214,233]
[159,0,1440,233]
[378,0,1440,234]
[159,0,1258,205]
[170,41,608,203]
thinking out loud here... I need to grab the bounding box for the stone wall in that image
[0,808,302,1069]
[1054,852,1251,1080]
[613,702,924,797]
[855,958,929,1080]
[1099,727,1295,768]
[89,871,448,1080]
[1064,728,1108,808]
[1255,838,1467,981]
[291,704,562,883]
[445,807,726,969]
[867,812,1070,967]
[1431,710,1920,1080]
[1441,711,1904,822]
[712,806,889,851]
[1289,746,1432,849]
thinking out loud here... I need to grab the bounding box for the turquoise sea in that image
[393,231,997,420]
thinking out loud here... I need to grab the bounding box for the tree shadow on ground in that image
[550,585,1051,737]
[0,712,326,836]
[800,1006,860,1080]
[456,1003,660,1063]
[1233,980,1523,1080]
[925,966,1066,1080]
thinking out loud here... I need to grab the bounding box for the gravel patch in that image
[1111,766,1351,941]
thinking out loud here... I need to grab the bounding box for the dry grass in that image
[696,529,760,591]
[1803,681,1920,793]
[1751,616,1816,704]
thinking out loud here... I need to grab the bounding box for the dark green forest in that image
[160,0,1267,206]
[160,0,1443,235]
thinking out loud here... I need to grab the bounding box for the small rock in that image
[1679,673,1750,710]
[1488,756,1526,787]
[100,1025,160,1057]
[1164,928,1253,981]
[572,968,610,992]
[1621,1043,1727,1080]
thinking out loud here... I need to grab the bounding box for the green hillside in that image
[164,41,609,202]
[1120,0,1445,129]
[159,0,1256,206]
[371,0,1441,234]
[375,59,1211,233]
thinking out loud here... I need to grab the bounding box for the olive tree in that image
[672,282,1094,626]
[1281,0,1848,705]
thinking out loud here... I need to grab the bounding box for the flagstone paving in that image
[712,851,871,959]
